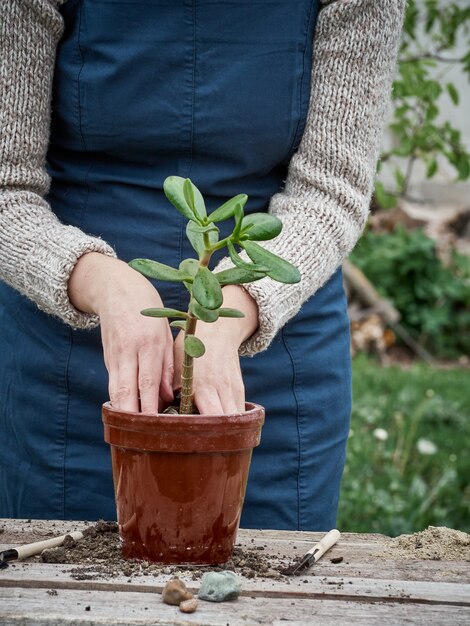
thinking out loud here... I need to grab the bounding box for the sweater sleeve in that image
[215,0,406,356]
[0,0,116,329]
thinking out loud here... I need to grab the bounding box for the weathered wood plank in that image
[1,563,469,606]
[2,546,469,584]
[2,519,469,586]
[2,520,469,625]
[2,587,469,626]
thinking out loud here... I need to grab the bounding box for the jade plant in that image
[129,176,300,415]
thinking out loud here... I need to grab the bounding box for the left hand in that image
[173,286,259,415]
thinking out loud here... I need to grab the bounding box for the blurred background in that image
[338,0,470,536]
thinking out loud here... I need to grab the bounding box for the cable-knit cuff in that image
[214,255,296,357]
[24,226,117,329]
[0,191,117,329]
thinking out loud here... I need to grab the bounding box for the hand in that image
[68,252,174,413]
[173,286,258,415]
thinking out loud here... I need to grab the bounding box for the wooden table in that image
[1,519,469,625]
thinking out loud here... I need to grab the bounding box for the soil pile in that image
[39,520,285,581]
[381,526,470,561]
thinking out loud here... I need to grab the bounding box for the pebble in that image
[179,598,198,613]
[198,571,242,602]
[161,577,193,606]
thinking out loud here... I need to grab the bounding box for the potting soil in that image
[39,520,286,581]
[380,526,470,561]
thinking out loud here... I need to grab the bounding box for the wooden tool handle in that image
[16,531,84,560]
[307,529,341,562]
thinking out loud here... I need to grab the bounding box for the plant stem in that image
[180,236,214,415]
[180,313,198,415]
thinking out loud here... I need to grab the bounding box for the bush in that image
[350,226,470,359]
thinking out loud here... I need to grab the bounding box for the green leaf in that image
[129,258,187,282]
[189,300,219,322]
[179,259,199,278]
[241,241,301,284]
[141,307,188,319]
[215,267,266,285]
[240,213,283,241]
[163,176,198,222]
[218,308,245,318]
[232,202,244,240]
[446,83,459,106]
[374,181,397,209]
[227,241,269,273]
[426,157,438,178]
[183,178,207,220]
[184,335,206,358]
[170,320,187,331]
[456,154,470,180]
[186,221,205,257]
[193,266,223,309]
[393,137,414,157]
[208,194,248,223]
[394,168,405,191]
[186,221,218,257]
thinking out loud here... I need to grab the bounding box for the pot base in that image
[112,448,252,564]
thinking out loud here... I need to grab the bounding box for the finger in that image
[137,348,161,414]
[217,359,245,414]
[220,388,244,415]
[172,332,184,393]
[159,339,175,405]
[194,385,224,416]
[109,355,139,412]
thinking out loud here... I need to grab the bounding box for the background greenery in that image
[340,1,470,537]
[350,227,470,360]
[376,0,470,207]
[338,354,469,536]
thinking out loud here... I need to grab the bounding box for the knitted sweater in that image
[0,0,405,355]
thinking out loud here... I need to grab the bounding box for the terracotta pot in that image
[102,401,264,564]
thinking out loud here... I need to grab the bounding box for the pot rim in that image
[102,400,265,433]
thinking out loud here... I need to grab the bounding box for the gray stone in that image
[198,571,242,602]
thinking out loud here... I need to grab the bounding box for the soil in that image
[381,526,470,561]
[39,520,286,581]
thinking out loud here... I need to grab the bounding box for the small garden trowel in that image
[283,529,341,575]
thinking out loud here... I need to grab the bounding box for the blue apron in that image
[0,0,351,530]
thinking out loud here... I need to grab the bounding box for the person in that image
[0,0,405,529]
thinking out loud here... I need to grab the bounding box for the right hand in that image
[68,252,174,413]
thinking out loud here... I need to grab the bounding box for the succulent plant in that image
[129,176,300,414]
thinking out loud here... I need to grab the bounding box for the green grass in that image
[337,354,470,536]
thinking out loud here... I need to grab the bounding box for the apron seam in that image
[186,0,197,180]
[59,326,73,520]
[280,0,319,164]
[281,326,302,531]
[76,0,88,153]
[179,0,197,311]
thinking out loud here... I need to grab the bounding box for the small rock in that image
[330,556,343,564]
[198,571,242,602]
[179,598,198,613]
[162,577,193,606]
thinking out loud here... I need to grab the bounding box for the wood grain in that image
[1,519,469,626]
